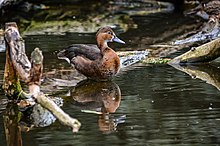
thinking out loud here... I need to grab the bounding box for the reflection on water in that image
[115,65,220,145]
[0,63,220,145]
[71,80,121,113]
[70,80,125,133]
[1,98,65,146]
[3,103,23,146]
[170,63,220,91]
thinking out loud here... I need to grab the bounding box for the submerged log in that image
[169,37,220,64]
[35,92,81,132]
[2,22,81,131]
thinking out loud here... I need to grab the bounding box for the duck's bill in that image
[113,37,125,44]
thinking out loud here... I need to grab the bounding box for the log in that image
[2,22,81,132]
[4,22,31,83]
[2,23,23,98]
[3,22,39,98]
[169,37,220,64]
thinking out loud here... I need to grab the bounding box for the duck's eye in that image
[107,31,113,35]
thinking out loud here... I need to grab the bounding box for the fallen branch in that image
[35,92,81,132]
[2,22,81,131]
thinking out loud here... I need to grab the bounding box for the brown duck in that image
[57,26,125,81]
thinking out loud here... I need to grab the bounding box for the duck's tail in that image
[57,46,77,64]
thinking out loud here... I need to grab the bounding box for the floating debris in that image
[174,26,220,45]
[118,50,148,68]
[81,110,102,115]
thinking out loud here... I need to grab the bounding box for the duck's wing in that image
[57,44,102,63]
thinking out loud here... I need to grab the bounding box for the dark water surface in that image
[1,1,220,146]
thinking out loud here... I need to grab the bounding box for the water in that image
[1,1,220,146]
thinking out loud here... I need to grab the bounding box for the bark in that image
[169,37,220,64]
[2,23,22,98]
[4,22,31,83]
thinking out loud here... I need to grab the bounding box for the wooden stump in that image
[2,22,81,132]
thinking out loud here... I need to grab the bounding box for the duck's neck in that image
[97,39,108,54]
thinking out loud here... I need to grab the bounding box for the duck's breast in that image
[100,50,120,77]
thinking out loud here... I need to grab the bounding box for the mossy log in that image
[169,37,220,64]
[2,22,81,132]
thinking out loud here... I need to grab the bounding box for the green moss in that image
[142,57,170,64]
[6,78,23,99]
[22,15,129,35]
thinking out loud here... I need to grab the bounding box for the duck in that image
[57,26,125,81]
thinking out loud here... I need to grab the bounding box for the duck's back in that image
[57,44,102,63]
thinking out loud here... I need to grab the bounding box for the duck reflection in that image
[71,80,125,133]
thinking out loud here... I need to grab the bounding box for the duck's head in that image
[96,26,125,48]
